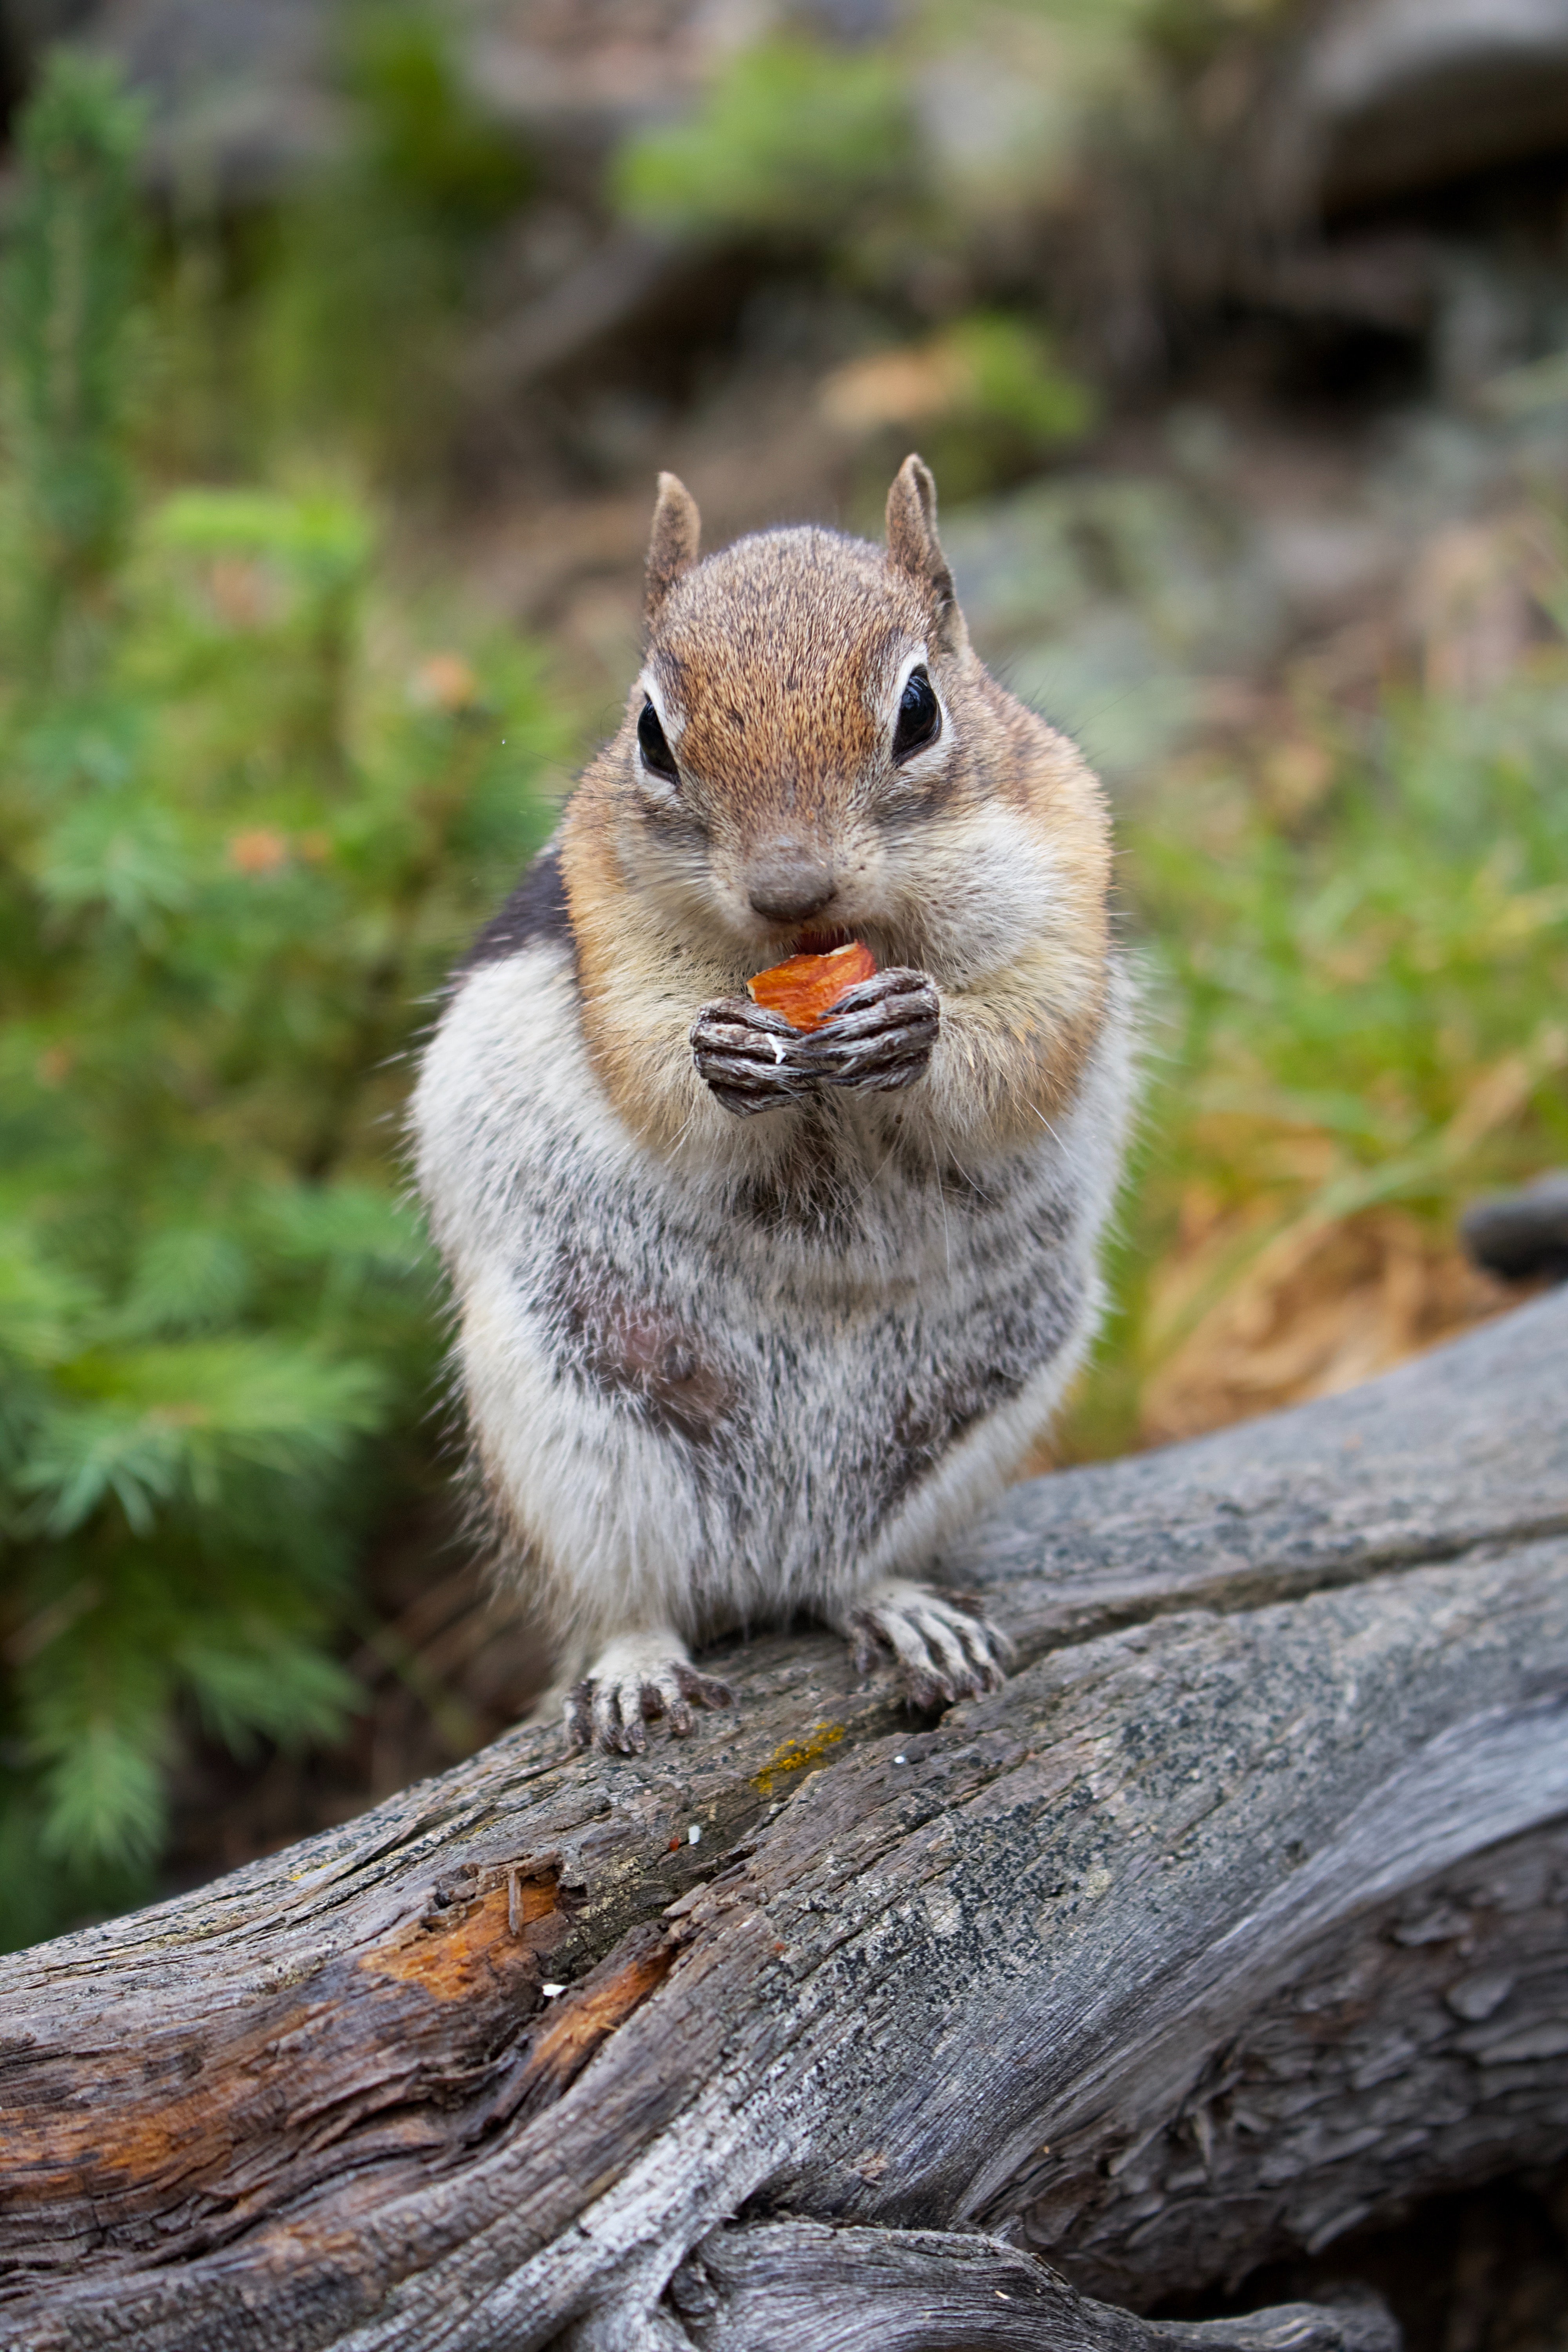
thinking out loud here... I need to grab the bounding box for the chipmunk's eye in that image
[892,666,940,762]
[637,699,679,782]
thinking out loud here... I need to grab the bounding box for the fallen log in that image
[4,1291,1567,2352]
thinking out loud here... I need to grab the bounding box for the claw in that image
[565,1680,593,1749]
[850,1623,881,1677]
[692,996,818,1116]
[800,969,939,1094]
[829,967,933,1019]
[675,1662,735,1711]
[564,1647,735,1755]
[841,1580,1010,1711]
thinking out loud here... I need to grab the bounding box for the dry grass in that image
[1051,564,1568,1461]
[1139,1203,1518,1444]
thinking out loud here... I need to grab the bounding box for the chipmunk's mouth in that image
[791,925,855,956]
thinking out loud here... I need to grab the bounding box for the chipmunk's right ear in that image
[645,472,701,626]
[886,454,967,652]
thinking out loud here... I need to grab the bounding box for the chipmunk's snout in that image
[746,842,837,925]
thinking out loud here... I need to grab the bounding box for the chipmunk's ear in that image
[645,472,701,626]
[886,454,967,652]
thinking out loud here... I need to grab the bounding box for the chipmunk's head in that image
[573,457,1076,969]
[556,459,1111,1144]
[563,455,1108,1058]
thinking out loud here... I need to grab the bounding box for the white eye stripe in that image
[637,672,685,743]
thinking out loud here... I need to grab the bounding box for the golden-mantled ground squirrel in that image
[414,457,1131,1752]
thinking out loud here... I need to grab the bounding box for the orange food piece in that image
[747,940,877,1032]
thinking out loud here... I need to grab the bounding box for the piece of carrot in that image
[746,940,877,1033]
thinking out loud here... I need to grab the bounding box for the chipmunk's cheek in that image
[841,828,902,898]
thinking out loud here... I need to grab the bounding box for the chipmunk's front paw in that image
[842,1579,1011,1710]
[799,968,939,1094]
[691,997,817,1117]
[565,1634,733,1755]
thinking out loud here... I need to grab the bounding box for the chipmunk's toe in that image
[566,1649,733,1755]
[691,998,816,1116]
[844,1579,1011,1710]
[802,969,939,1094]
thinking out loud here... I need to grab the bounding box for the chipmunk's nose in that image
[747,843,837,924]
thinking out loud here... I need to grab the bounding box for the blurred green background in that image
[3,0,1568,1963]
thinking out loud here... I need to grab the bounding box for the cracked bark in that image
[3,1292,1566,2352]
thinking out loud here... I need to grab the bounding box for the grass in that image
[1058,662,1568,1459]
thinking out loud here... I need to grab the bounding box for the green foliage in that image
[223,6,532,478]
[614,39,916,241]
[0,63,564,1950]
[948,314,1096,445]
[1152,684,1568,1210]
[0,52,145,675]
[350,7,534,229]
[889,312,1097,501]
[1139,0,1291,76]
[614,24,1103,503]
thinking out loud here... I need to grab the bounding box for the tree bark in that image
[4,1292,1567,2352]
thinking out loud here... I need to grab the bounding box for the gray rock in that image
[56,0,345,199]
[1288,0,1568,218]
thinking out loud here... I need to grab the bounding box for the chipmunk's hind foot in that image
[843,1579,1011,1711]
[565,1632,733,1755]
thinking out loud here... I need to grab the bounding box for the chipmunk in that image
[413,456,1131,1753]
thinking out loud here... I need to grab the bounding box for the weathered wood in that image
[668,2223,1399,2351]
[3,1291,1567,2352]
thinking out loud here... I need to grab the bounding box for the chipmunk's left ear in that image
[886,454,967,653]
[645,472,701,626]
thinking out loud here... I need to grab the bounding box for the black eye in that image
[893,667,940,762]
[637,698,679,782]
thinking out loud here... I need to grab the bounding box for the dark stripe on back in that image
[459,848,575,976]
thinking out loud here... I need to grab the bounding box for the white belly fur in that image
[413,943,1133,1666]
